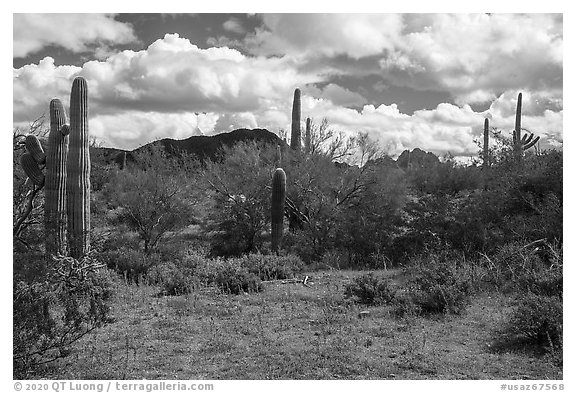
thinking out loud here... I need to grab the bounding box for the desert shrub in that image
[240,254,304,281]
[193,257,263,295]
[203,143,272,258]
[397,253,473,315]
[148,262,195,296]
[495,292,562,351]
[13,253,115,378]
[100,247,161,283]
[485,241,562,294]
[213,259,263,295]
[344,273,395,305]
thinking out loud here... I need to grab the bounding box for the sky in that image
[12,13,563,159]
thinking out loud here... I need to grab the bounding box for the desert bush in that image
[494,292,562,351]
[484,241,562,294]
[344,273,395,305]
[213,259,263,295]
[396,253,473,316]
[100,247,161,283]
[193,256,263,295]
[13,253,115,378]
[148,262,195,295]
[203,142,273,258]
[103,148,198,254]
[240,254,304,281]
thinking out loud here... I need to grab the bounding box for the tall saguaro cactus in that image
[513,93,540,160]
[483,118,490,169]
[305,117,311,153]
[45,99,70,255]
[67,77,91,258]
[271,168,286,254]
[290,88,301,151]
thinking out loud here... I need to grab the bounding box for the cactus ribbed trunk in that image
[45,99,69,255]
[67,77,90,258]
[290,88,301,151]
[483,118,489,169]
[271,168,286,254]
[514,92,523,160]
[305,117,311,153]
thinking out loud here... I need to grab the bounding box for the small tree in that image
[104,148,197,253]
[202,142,275,257]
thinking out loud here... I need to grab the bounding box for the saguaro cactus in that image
[513,93,540,160]
[483,118,489,169]
[271,168,286,254]
[45,98,70,255]
[290,88,301,151]
[66,77,91,258]
[305,117,311,153]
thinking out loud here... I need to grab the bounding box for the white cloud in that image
[246,14,562,110]
[223,17,246,35]
[388,14,563,105]
[13,14,137,58]
[12,24,562,157]
[247,14,404,59]
[90,111,219,149]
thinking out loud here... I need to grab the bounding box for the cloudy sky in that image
[13,13,563,158]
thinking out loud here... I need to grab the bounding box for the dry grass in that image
[39,270,562,380]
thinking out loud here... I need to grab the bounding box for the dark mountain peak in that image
[367,155,399,169]
[396,148,439,169]
[96,128,282,167]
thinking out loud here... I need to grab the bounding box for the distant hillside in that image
[94,128,283,167]
[92,129,440,171]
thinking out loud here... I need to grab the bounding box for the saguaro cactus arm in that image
[20,152,45,187]
[25,134,46,165]
[66,77,91,258]
[305,117,311,153]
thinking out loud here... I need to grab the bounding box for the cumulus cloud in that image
[13,13,137,58]
[246,14,562,110]
[293,95,561,158]
[90,111,218,149]
[223,17,247,35]
[13,34,322,148]
[305,84,367,107]
[246,14,404,59]
[12,21,562,156]
[394,14,563,105]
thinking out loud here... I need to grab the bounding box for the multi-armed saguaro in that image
[19,76,91,259]
[67,77,91,259]
[271,168,286,254]
[290,88,301,151]
[513,92,540,160]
